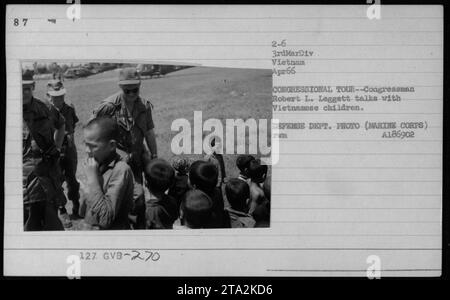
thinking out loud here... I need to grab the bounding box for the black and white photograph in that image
[21,62,272,231]
[4,2,445,279]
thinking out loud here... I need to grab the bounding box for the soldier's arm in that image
[71,104,79,125]
[50,105,66,150]
[144,129,157,158]
[54,124,65,150]
[144,101,157,157]
[65,106,79,146]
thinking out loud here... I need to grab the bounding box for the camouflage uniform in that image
[23,97,66,231]
[58,102,80,212]
[93,92,154,228]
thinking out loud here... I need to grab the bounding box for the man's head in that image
[22,70,35,105]
[188,160,218,193]
[248,159,268,184]
[118,67,141,102]
[180,189,213,229]
[83,117,119,164]
[236,154,255,177]
[144,158,175,195]
[46,79,67,109]
[225,178,250,212]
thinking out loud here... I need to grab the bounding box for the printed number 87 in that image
[13,18,28,26]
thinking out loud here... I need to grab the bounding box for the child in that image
[247,159,268,215]
[253,177,270,227]
[175,189,213,229]
[80,117,134,230]
[168,156,192,208]
[189,160,230,228]
[144,158,178,229]
[235,154,255,185]
[203,136,226,187]
[225,179,255,228]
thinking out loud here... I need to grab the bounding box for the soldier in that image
[93,67,158,229]
[22,70,67,231]
[46,78,81,220]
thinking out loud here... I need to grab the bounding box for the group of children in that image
[78,116,270,230]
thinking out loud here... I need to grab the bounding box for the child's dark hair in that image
[248,159,268,183]
[144,158,175,194]
[189,160,218,192]
[84,116,119,142]
[180,190,213,229]
[171,156,191,175]
[225,178,250,212]
[236,155,255,176]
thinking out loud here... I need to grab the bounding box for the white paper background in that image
[4,4,443,277]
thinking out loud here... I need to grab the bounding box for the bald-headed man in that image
[93,67,157,229]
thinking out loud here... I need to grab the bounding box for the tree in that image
[61,64,69,72]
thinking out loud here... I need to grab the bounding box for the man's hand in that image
[84,157,99,184]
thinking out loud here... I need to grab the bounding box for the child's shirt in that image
[225,207,256,228]
[82,154,134,230]
[146,194,178,229]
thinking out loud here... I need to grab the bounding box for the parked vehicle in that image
[137,64,163,78]
[63,67,92,79]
